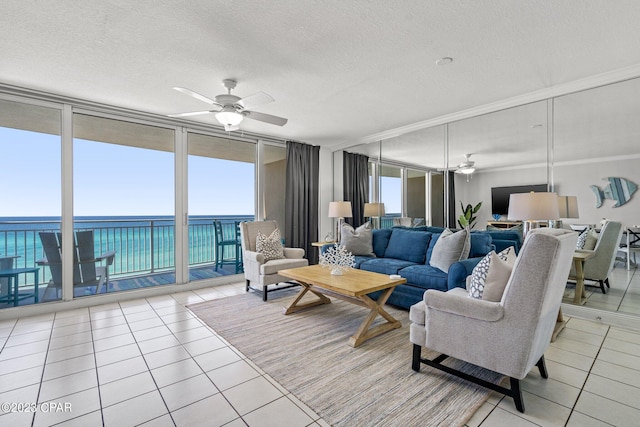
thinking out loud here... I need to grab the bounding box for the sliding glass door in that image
[73,114,175,296]
[187,133,255,282]
[0,99,62,308]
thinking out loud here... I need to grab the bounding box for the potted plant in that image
[458,201,482,229]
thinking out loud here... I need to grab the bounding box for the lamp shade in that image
[507,192,560,221]
[363,202,385,217]
[557,195,579,219]
[328,201,352,218]
[215,108,244,127]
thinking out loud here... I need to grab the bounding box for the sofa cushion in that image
[353,255,375,268]
[429,229,471,273]
[260,257,309,275]
[398,264,449,292]
[575,229,588,249]
[360,258,417,275]
[384,229,432,263]
[372,228,393,258]
[469,232,493,257]
[340,221,375,256]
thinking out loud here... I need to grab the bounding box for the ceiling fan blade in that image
[168,110,215,118]
[173,87,219,106]
[237,92,274,110]
[244,110,288,126]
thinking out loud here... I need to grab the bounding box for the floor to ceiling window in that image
[187,133,255,282]
[73,114,176,296]
[379,165,402,227]
[0,99,62,308]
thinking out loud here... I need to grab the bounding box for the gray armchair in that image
[239,220,308,301]
[409,228,577,413]
[569,220,623,293]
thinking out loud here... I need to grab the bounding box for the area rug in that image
[187,292,502,427]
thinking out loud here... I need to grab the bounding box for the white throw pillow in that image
[256,228,284,261]
[340,222,375,257]
[468,246,517,301]
[583,228,598,250]
[429,228,471,273]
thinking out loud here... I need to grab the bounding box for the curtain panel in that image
[285,141,320,263]
[343,151,369,228]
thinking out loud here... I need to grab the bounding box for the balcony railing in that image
[0,216,253,288]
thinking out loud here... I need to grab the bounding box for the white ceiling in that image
[3,0,640,151]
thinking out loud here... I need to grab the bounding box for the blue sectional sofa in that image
[327,226,494,309]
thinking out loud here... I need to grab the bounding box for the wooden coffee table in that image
[278,265,406,347]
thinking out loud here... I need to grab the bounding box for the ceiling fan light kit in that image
[169,79,288,131]
[456,154,476,174]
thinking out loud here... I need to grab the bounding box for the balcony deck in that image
[0,263,240,309]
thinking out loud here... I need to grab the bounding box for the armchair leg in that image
[605,277,611,288]
[510,377,525,413]
[598,280,607,294]
[412,344,421,372]
[263,285,268,301]
[245,280,250,292]
[536,355,548,379]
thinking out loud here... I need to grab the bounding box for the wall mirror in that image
[340,75,640,322]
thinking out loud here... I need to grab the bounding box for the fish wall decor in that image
[590,177,638,208]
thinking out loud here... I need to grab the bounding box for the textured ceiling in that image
[2,0,640,151]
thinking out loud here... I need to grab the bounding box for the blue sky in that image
[1,127,254,217]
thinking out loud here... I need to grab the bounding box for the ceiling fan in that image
[169,79,288,131]
[456,154,476,175]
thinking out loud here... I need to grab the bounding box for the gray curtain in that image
[343,151,369,228]
[285,141,320,263]
[447,171,456,228]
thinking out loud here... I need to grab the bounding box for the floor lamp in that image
[363,202,385,229]
[328,201,352,243]
[507,192,560,240]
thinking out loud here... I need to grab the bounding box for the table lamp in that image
[507,192,560,240]
[555,195,579,228]
[363,202,385,229]
[328,201,353,243]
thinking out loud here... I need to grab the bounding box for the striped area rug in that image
[188,292,501,427]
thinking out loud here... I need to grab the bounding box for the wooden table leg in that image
[282,281,331,315]
[552,308,565,342]
[574,258,586,305]
[348,286,401,347]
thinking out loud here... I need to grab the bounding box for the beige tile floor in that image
[0,281,639,427]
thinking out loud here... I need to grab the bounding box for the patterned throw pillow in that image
[468,246,517,301]
[575,229,588,249]
[256,229,284,261]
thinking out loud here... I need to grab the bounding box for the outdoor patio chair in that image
[410,228,577,413]
[619,225,640,270]
[213,220,242,273]
[37,231,116,300]
[239,220,308,301]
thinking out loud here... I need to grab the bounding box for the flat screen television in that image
[491,184,548,216]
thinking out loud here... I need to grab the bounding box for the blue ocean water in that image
[0,215,253,282]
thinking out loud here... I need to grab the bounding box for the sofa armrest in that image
[243,250,265,264]
[447,257,484,290]
[283,247,305,259]
[424,289,504,322]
